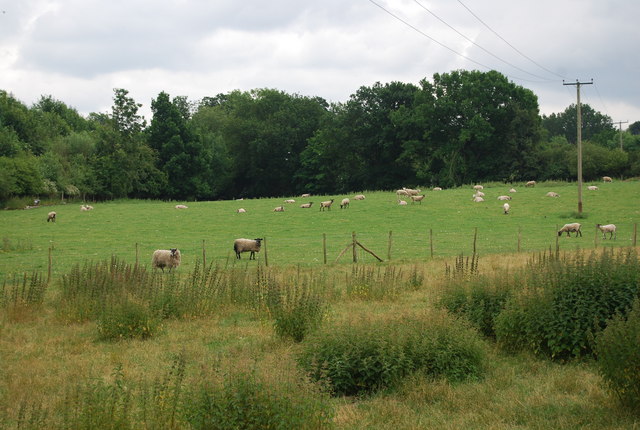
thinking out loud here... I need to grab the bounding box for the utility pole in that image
[614,120,628,150]
[563,79,593,214]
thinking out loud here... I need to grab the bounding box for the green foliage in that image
[96,299,161,341]
[0,272,47,319]
[297,310,486,396]
[495,249,640,360]
[596,298,640,410]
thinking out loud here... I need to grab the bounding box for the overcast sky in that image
[1,0,638,129]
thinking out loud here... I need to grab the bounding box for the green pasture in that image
[1,180,638,279]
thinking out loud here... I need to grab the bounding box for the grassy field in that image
[1,180,638,279]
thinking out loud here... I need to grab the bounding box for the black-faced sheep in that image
[300,202,313,208]
[596,224,617,240]
[340,198,350,209]
[152,248,181,272]
[558,223,582,237]
[234,238,262,260]
[602,176,613,182]
[47,211,56,222]
[354,194,366,200]
[320,199,334,211]
[410,195,425,204]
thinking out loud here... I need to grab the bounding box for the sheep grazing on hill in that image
[284,199,296,204]
[237,208,246,213]
[525,181,536,187]
[472,196,485,203]
[558,223,582,237]
[175,204,188,209]
[300,202,313,208]
[403,187,420,196]
[473,185,484,191]
[602,176,613,182]
[80,204,94,211]
[152,248,181,272]
[340,198,350,209]
[596,223,617,240]
[234,238,262,260]
[473,191,485,198]
[432,187,443,191]
[497,195,512,201]
[509,188,517,193]
[320,199,334,211]
[273,206,285,212]
[301,193,311,198]
[546,192,560,197]
[396,189,410,196]
[354,194,366,200]
[503,203,510,214]
[410,195,425,204]
[587,185,599,191]
[398,200,408,206]
[47,211,56,222]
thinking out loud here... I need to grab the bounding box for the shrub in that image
[297,310,486,396]
[495,249,640,360]
[596,298,640,410]
[96,299,161,341]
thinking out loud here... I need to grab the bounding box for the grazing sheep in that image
[233,238,262,260]
[398,200,408,206]
[525,181,536,187]
[396,189,410,196]
[152,248,181,272]
[403,187,421,196]
[503,203,510,214]
[354,194,366,200]
[587,185,599,191]
[340,198,350,209]
[320,199,334,211]
[175,204,188,209]
[497,195,512,201]
[472,196,485,202]
[473,185,484,191]
[473,191,485,198]
[558,223,582,237]
[432,187,443,191]
[596,224,617,240]
[47,211,56,222]
[509,188,517,193]
[410,195,425,204]
[274,206,285,212]
[546,192,560,197]
[284,199,296,204]
[81,205,89,211]
[602,176,613,182]
[301,193,311,198]
[237,208,246,213]
[300,202,313,208]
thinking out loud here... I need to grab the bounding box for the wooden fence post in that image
[263,237,268,267]
[47,246,52,284]
[634,223,637,247]
[473,227,478,255]
[517,226,521,252]
[429,229,434,259]
[594,225,598,249]
[387,230,392,261]
[352,232,357,263]
[555,224,560,257]
[323,233,327,264]
[135,242,139,266]
[202,239,207,267]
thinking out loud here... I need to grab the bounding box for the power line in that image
[413,0,555,82]
[456,0,567,80]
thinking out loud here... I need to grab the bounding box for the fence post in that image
[555,225,560,257]
[264,237,268,267]
[634,223,637,247]
[352,232,357,263]
[387,230,392,261]
[594,225,598,249]
[517,226,522,252]
[323,233,327,264]
[135,242,139,266]
[473,227,478,255]
[202,239,207,267]
[429,229,434,259]
[47,246,52,284]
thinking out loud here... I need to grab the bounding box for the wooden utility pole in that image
[563,79,593,214]
[614,120,628,150]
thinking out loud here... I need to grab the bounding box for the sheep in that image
[151,248,181,272]
[602,176,613,182]
[472,196,485,202]
[509,188,517,193]
[596,224,617,240]
[320,199,334,211]
[47,211,56,222]
[473,185,484,190]
[80,205,89,211]
[175,204,188,209]
[237,208,246,213]
[274,206,285,212]
[432,187,443,191]
[403,187,421,196]
[546,192,560,197]
[233,238,262,260]
[587,185,599,191]
[410,195,425,204]
[300,202,313,208]
[340,198,350,209]
[354,194,366,200]
[398,200,408,205]
[503,203,510,214]
[284,199,296,204]
[525,181,536,187]
[473,191,485,198]
[301,193,311,198]
[396,189,410,196]
[497,195,512,201]
[558,223,582,237]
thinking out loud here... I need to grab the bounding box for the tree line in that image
[1,69,639,204]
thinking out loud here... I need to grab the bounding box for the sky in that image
[1,0,639,129]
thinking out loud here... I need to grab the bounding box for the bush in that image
[96,299,161,341]
[297,310,486,396]
[495,249,640,360]
[596,298,640,410]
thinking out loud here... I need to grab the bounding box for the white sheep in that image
[473,191,485,198]
[602,176,613,182]
[497,195,512,201]
[340,198,350,209]
[473,185,484,191]
[596,224,617,240]
[558,223,582,237]
[284,199,296,204]
[300,202,313,208]
[175,204,188,209]
[320,199,334,211]
[233,238,262,260]
[587,185,599,191]
[47,211,56,222]
[398,200,408,205]
[546,192,560,197]
[403,187,421,196]
[432,187,443,191]
[525,181,536,187]
[301,193,311,198]
[237,208,246,213]
[80,205,89,211]
[353,194,366,200]
[509,188,517,193]
[410,195,425,204]
[473,196,485,203]
[274,206,285,212]
[503,203,510,214]
[152,248,181,272]
[396,189,410,196]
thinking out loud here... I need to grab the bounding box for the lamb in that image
[497,195,512,201]
[509,188,517,193]
[320,199,334,211]
[587,185,599,191]
[233,238,262,260]
[473,185,484,190]
[503,203,510,214]
[596,224,617,240]
[525,181,536,187]
[432,187,443,191]
[354,194,366,200]
[151,248,181,272]
[274,206,285,212]
[175,204,188,209]
[47,211,56,222]
[558,223,582,237]
[472,196,484,202]
[237,208,246,213]
[398,200,408,205]
[602,176,613,182]
[284,199,296,204]
[300,202,313,208]
[410,195,425,204]
[340,198,350,209]
[546,192,560,197]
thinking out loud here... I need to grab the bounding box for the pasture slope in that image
[0,180,638,279]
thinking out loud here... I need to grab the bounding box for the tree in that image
[629,121,640,136]
[542,104,615,145]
